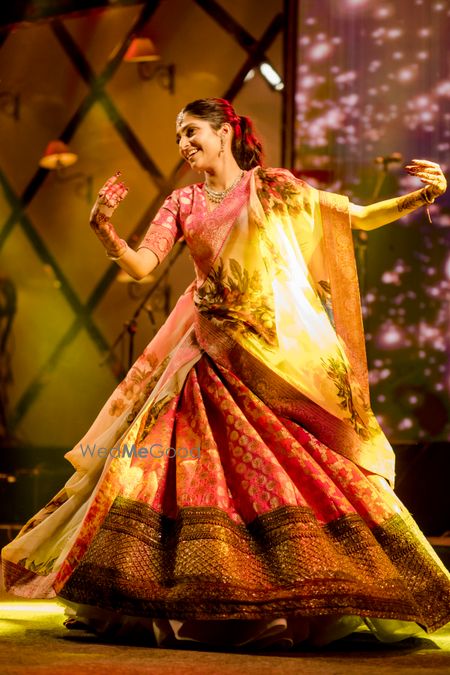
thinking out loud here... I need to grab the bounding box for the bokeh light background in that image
[295,0,450,442]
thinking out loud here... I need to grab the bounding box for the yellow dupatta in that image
[254,167,395,482]
[195,167,395,484]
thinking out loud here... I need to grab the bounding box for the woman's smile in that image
[186,147,200,162]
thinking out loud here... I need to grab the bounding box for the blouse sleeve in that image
[138,191,183,264]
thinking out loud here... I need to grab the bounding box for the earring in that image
[219,135,225,155]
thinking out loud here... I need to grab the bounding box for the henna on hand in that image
[396,159,447,222]
[404,159,447,199]
[90,172,129,257]
[396,191,428,213]
[91,217,127,257]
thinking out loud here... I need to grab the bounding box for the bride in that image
[2,98,449,650]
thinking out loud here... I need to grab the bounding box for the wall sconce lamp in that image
[124,37,175,94]
[39,140,93,203]
[0,91,20,120]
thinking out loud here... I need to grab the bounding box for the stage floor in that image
[0,593,449,674]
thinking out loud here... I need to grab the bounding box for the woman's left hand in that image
[404,159,447,200]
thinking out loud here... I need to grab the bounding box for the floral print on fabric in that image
[255,167,310,219]
[321,356,378,441]
[108,353,169,426]
[196,257,277,347]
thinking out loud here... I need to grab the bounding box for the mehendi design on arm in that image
[94,212,110,224]
[396,191,426,213]
[89,172,129,257]
[90,218,127,257]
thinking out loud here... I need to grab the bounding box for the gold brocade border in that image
[318,191,370,406]
[194,313,395,484]
[57,496,450,632]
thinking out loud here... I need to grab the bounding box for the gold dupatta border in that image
[318,191,370,406]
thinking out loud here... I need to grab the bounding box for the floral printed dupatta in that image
[194,167,395,484]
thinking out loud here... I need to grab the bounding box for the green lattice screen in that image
[0,0,283,447]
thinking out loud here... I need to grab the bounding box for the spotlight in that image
[259,62,284,91]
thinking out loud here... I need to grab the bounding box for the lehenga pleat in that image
[54,355,450,634]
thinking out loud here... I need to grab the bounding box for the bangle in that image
[421,188,434,224]
[107,241,128,261]
[422,187,435,204]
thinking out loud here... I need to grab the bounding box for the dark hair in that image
[180,98,264,170]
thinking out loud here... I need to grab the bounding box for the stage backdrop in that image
[295,0,450,443]
[0,0,283,448]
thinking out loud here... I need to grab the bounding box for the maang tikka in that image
[176,110,184,128]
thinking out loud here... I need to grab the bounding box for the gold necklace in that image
[204,171,244,204]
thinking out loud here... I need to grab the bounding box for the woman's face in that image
[176,113,224,171]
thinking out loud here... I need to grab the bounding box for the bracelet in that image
[422,187,435,204]
[107,241,128,261]
[421,188,434,224]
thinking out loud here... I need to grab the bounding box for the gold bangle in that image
[107,242,128,261]
[422,187,435,204]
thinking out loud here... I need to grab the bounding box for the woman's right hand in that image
[89,171,129,227]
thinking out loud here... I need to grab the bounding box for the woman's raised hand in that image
[404,159,447,200]
[89,171,129,226]
[89,172,129,259]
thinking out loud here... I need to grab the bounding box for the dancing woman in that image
[2,98,449,649]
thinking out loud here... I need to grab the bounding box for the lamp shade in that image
[39,141,78,170]
[124,37,160,63]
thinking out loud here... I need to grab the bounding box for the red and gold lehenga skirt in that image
[2,326,450,648]
[2,170,450,649]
